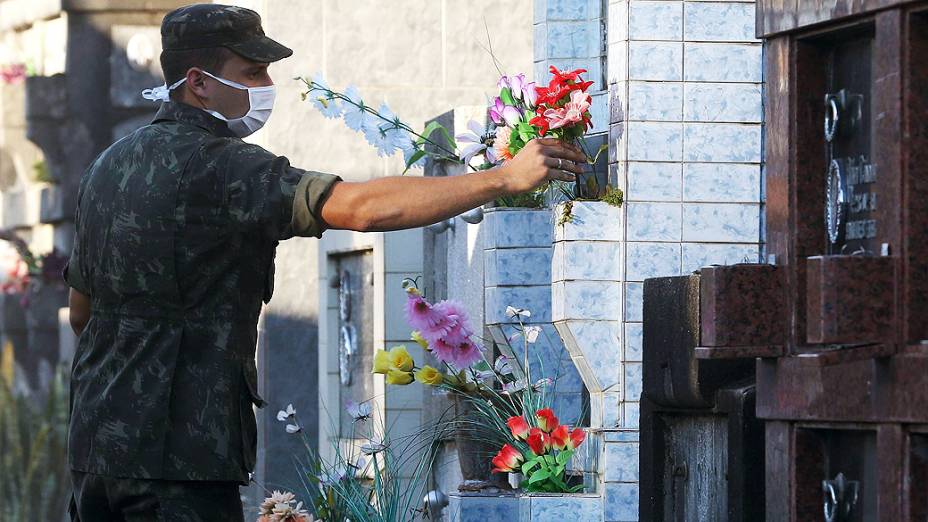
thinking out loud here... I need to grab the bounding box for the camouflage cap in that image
[161,4,293,63]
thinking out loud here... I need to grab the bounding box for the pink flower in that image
[404,291,446,333]
[450,337,483,368]
[543,90,591,130]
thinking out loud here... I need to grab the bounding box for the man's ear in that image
[185,68,210,100]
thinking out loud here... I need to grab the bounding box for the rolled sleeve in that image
[288,171,341,238]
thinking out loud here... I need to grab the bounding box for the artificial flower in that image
[345,399,372,422]
[259,490,296,515]
[372,349,392,374]
[491,443,525,473]
[569,428,586,450]
[411,330,430,350]
[493,126,514,161]
[536,408,559,433]
[386,369,414,385]
[362,103,400,157]
[506,416,530,440]
[506,306,531,319]
[551,424,570,450]
[286,423,301,434]
[455,119,489,165]
[404,289,447,335]
[309,73,342,119]
[342,85,371,131]
[527,427,551,456]
[415,365,445,386]
[276,404,296,422]
[544,90,591,130]
[533,378,553,390]
[524,326,541,344]
[502,377,527,395]
[494,355,514,376]
[361,436,388,455]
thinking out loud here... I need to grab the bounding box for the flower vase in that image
[551,201,624,430]
[482,206,585,424]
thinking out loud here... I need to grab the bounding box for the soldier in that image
[63,3,584,521]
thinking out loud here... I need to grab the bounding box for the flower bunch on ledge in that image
[371,279,589,492]
[493,408,586,493]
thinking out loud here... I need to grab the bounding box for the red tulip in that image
[507,416,530,440]
[569,428,586,450]
[535,408,559,433]
[527,427,551,456]
[491,443,525,473]
[550,424,570,450]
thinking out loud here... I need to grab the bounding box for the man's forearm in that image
[323,166,511,232]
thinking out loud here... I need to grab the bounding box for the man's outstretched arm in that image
[319,138,586,232]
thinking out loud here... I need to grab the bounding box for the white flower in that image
[533,378,553,390]
[345,399,372,422]
[309,73,342,119]
[362,104,399,157]
[342,85,372,131]
[524,326,541,344]
[455,120,488,165]
[286,423,301,434]
[361,436,387,455]
[494,355,514,376]
[276,404,296,422]
[505,306,531,319]
[259,490,296,515]
[502,378,527,395]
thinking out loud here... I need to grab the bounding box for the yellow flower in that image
[372,350,391,374]
[387,345,414,372]
[415,365,445,386]
[386,369,414,385]
[410,331,430,351]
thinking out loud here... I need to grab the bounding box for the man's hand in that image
[496,138,587,196]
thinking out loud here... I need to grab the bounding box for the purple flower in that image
[523,82,539,108]
[510,74,526,100]
[489,97,506,125]
[497,75,511,89]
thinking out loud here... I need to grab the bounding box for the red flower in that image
[491,444,525,473]
[529,115,550,136]
[549,65,587,86]
[527,427,551,456]
[551,424,570,450]
[535,408,559,433]
[569,428,586,450]
[507,416,531,440]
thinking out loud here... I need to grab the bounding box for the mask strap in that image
[199,70,250,91]
[141,77,187,102]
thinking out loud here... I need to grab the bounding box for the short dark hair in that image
[160,47,235,96]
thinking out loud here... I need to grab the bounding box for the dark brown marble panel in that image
[700,264,787,347]
[757,0,908,36]
[904,11,928,342]
[757,353,928,422]
[695,345,784,359]
[806,255,895,344]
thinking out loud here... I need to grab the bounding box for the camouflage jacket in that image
[64,101,341,483]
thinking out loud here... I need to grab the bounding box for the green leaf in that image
[402,150,427,174]
[570,484,586,493]
[528,469,551,484]
[543,455,557,466]
[556,450,573,466]
[500,87,516,106]
[521,458,540,475]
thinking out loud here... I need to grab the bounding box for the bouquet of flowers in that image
[370,279,586,493]
[298,66,619,208]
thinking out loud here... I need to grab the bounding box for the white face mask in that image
[141,70,276,138]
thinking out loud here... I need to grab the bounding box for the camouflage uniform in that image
[64,4,340,520]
